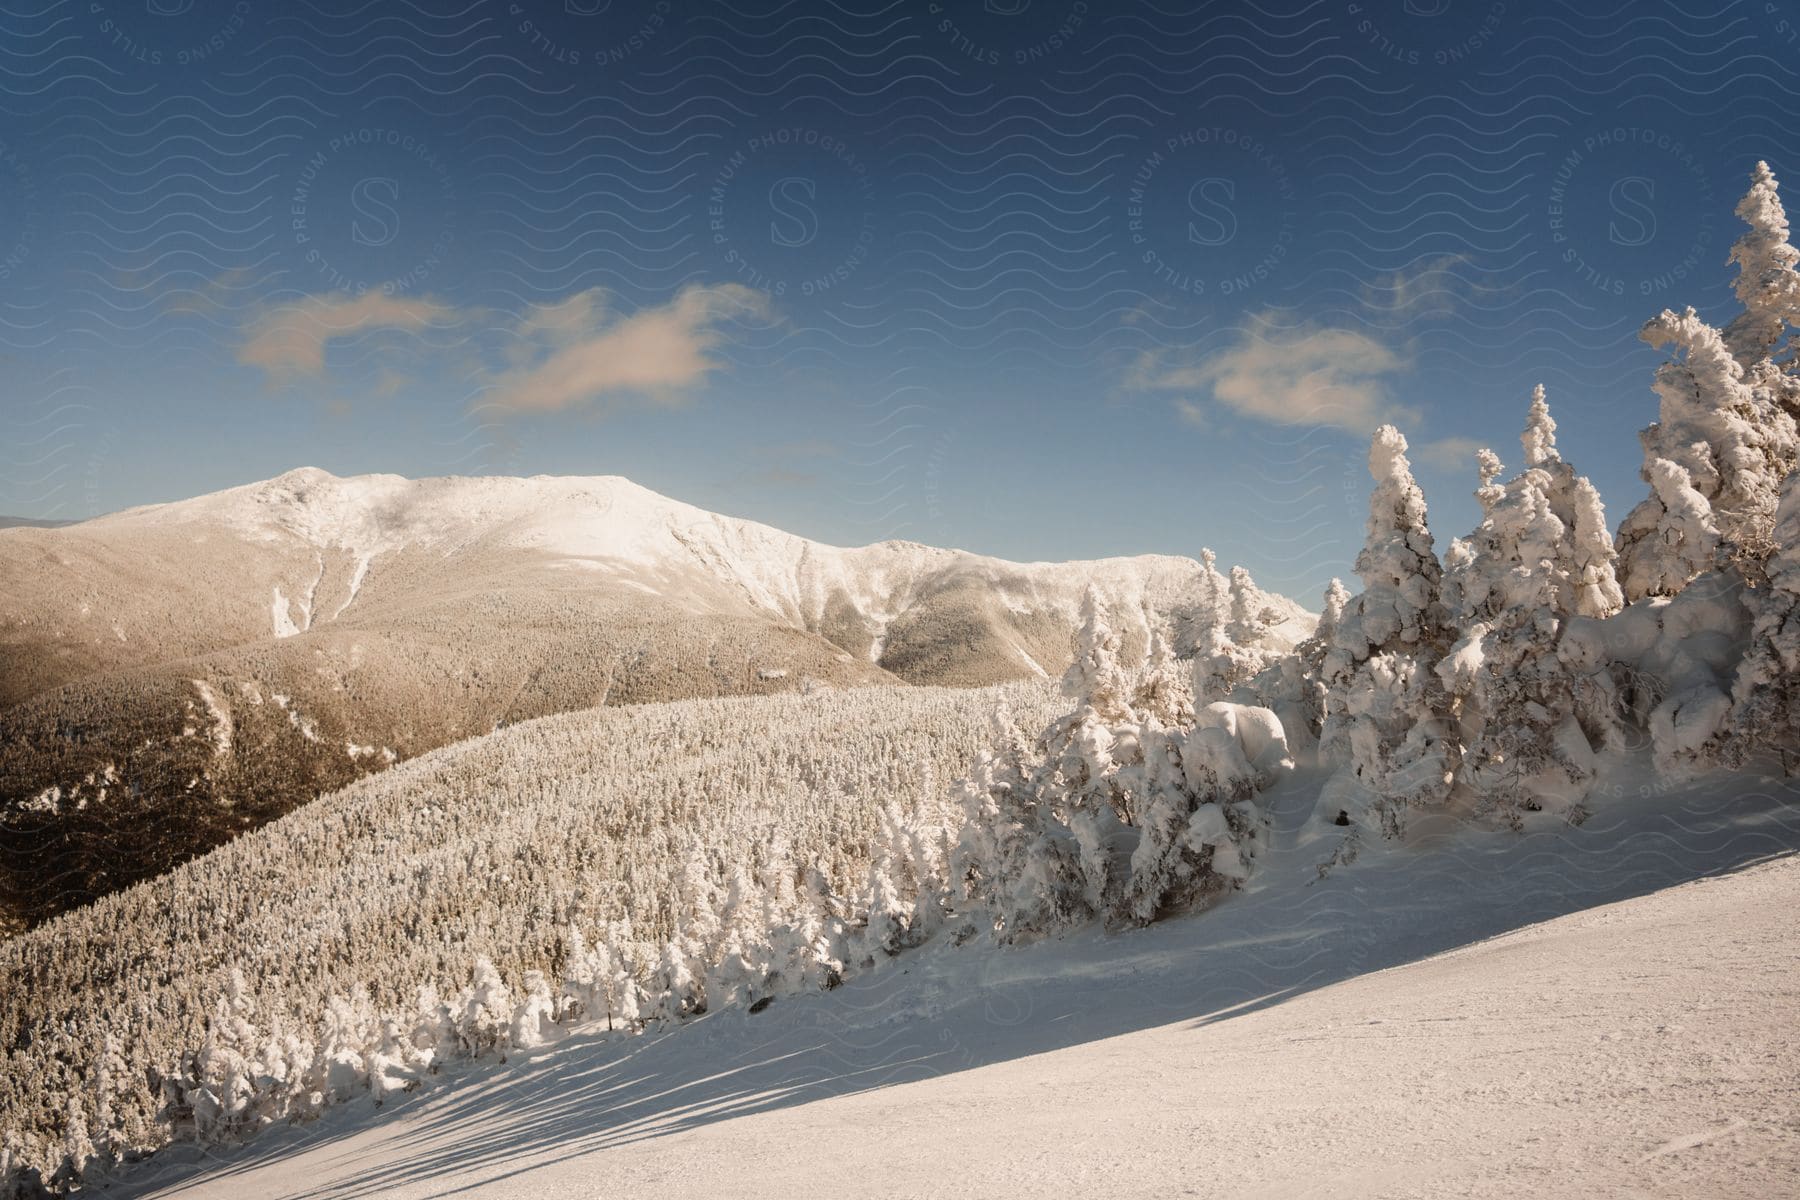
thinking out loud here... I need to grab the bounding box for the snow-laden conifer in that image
[1322,426,1458,828]
[1618,308,1798,596]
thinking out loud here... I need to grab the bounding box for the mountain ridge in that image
[35,465,1309,670]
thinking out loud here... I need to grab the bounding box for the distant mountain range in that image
[0,516,74,529]
[0,467,1310,930]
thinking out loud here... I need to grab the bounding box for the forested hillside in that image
[0,681,1065,1185]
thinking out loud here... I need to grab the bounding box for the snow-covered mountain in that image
[0,468,1308,932]
[7,467,1308,699]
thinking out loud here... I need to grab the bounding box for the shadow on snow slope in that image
[112,757,1800,1200]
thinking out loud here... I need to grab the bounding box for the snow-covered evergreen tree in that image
[368,1014,432,1104]
[603,942,643,1029]
[947,711,1085,940]
[508,972,558,1051]
[1193,567,1284,705]
[1322,425,1458,828]
[54,1099,93,1192]
[1246,578,1348,754]
[1062,586,1132,721]
[1039,589,1145,903]
[950,593,1281,935]
[858,864,909,960]
[91,1032,129,1166]
[1728,467,1800,765]
[708,862,767,1007]
[1131,630,1193,727]
[1122,704,1279,922]
[654,939,701,1021]
[1436,389,1625,821]
[1723,161,1800,373]
[454,958,513,1059]
[1344,425,1452,650]
[188,968,262,1136]
[1517,385,1625,620]
[314,989,375,1103]
[1617,307,1798,596]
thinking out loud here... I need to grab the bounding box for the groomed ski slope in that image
[116,763,1800,1199]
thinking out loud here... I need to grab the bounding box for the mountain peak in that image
[273,466,335,483]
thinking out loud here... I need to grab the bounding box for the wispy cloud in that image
[239,292,457,376]
[485,284,768,414]
[1360,254,1473,324]
[160,266,261,320]
[1125,311,1414,433]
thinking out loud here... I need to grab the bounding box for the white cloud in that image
[485,284,768,414]
[1127,312,1414,433]
[238,292,457,375]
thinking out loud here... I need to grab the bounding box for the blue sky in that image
[4,0,1799,600]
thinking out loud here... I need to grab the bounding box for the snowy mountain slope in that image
[109,762,1800,1199]
[0,468,1305,931]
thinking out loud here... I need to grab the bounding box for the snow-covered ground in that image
[110,762,1800,1199]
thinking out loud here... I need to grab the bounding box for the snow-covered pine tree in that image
[1437,388,1619,822]
[1617,307,1798,597]
[1518,385,1630,751]
[1037,587,1143,911]
[411,984,458,1069]
[1447,388,1623,624]
[1242,577,1348,753]
[1322,425,1458,829]
[858,800,948,955]
[1723,161,1800,376]
[1194,567,1283,705]
[1118,717,1203,923]
[1299,578,1348,741]
[52,1099,92,1193]
[707,861,767,1007]
[952,592,1280,934]
[508,972,558,1051]
[655,939,700,1021]
[668,840,722,1012]
[91,1031,129,1168]
[1727,467,1800,767]
[858,864,909,961]
[1513,387,1628,620]
[1131,630,1194,728]
[367,1014,432,1104]
[454,958,513,1058]
[788,867,848,990]
[1062,585,1132,721]
[1185,550,1232,696]
[603,941,643,1029]
[1317,578,1350,646]
[313,989,376,1104]
[947,711,1089,941]
[559,925,601,1022]
[1118,703,1275,924]
[188,968,261,1138]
